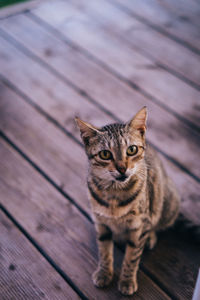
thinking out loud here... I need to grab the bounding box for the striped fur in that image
[76,107,180,295]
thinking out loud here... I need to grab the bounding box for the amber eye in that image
[127,145,138,156]
[99,150,112,160]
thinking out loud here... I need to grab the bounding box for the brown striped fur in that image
[75,107,180,295]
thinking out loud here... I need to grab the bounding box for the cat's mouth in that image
[115,174,128,182]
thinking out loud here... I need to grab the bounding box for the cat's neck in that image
[88,165,147,219]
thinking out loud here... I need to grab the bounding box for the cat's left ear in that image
[75,117,101,146]
[127,106,147,136]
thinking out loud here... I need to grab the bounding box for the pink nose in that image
[116,163,127,175]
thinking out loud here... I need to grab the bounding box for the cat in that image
[75,106,180,295]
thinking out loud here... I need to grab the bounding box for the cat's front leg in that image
[93,223,114,288]
[118,231,147,295]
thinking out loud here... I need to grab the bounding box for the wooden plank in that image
[0,79,91,216]
[0,72,199,223]
[0,138,170,300]
[0,19,200,181]
[1,64,199,222]
[114,0,200,53]
[29,0,200,125]
[1,65,195,220]
[0,30,199,222]
[67,0,200,89]
[0,210,80,300]
[142,229,200,300]
[0,0,40,19]
[0,68,199,299]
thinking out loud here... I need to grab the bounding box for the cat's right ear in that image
[75,117,101,146]
[127,106,147,137]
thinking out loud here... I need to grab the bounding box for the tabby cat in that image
[75,107,180,295]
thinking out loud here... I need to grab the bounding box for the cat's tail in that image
[173,212,200,246]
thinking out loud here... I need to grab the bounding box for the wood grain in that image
[0,29,199,219]
[0,138,170,300]
[0,33,199,221]
[0,80,90,215]
[0,20,200,180]
[142,230,200,300]
[0,210,80,300]
[0,3,199,298]
[0,79,199,299]
[68,0,200,89]
[114,0,200,52]
[30,0,200,122]
[0,2,200,300]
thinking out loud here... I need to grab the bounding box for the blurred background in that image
[0,0,199,299]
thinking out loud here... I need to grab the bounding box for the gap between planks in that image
[0,129,174,300]
[0,72,200,187]
[0,5,198,298]
[1,9,200,133]
[0,25,199,221]
[26,10,200,132]
[1,73,200,224]
[0,30,199,183]
[0,134,171,300]
[0,77,198,300]
[110,0,200,56]
[66,0,200,91]
[27,0,200,127]
[0,90,173,298]
[0,130,91,223]
[0,203,83,300]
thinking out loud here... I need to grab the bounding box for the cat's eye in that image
[127,145,138,156]
[99,150,112,160]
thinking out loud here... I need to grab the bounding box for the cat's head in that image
[75,107,147,188]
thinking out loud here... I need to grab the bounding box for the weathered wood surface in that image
[67,0,200,90]
[141,230,200,300]
[30,0,200,123]
[0,138,170,300]
[114,0,200,52]
[0,36,199,223]
[0,76,199,300]
[0,16,200,182]
[0,210,79,300]
[0,0,199,299]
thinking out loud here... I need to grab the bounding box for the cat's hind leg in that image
[158,177,180,231]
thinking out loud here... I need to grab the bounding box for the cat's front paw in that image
[92,268,113,288]
[118,280,138,295]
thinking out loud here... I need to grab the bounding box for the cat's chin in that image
[115,174,128,182]
[111,180,129,190]
[111,175,131,189]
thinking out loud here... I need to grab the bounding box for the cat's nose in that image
[116,162,127,175]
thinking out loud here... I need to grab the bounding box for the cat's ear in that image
[128,106,147,136]
[75,117,101,146]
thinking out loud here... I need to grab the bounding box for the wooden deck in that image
[0,0,200,299]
